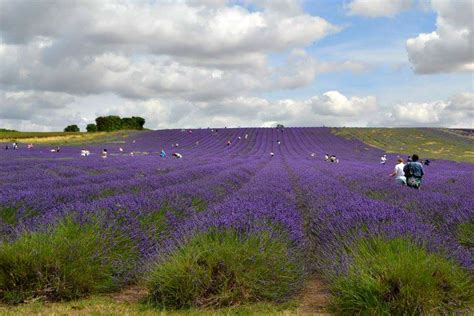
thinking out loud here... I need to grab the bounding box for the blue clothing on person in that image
[160,150,166,158]
[404,161,424,178]
[403,161,424,189]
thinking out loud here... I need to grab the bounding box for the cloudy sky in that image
[0,0,472,131]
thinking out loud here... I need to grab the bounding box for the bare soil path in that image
[289,276,331,316]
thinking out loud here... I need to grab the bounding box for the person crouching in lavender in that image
[390,158,406,185]
[403,154,424,189]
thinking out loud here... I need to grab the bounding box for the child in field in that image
[324,154,329,161]
[380,154,387,165]
[172,152,183,159]
[160,149,166,158]
[102,149,108,158]
[403,154,424,189]
[390,158,406,185]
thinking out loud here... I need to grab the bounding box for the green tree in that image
[64,125,80,132]
[132,116,145,130]
[95,116,122,132]
[121,117,145,130]
[86,124,98,132]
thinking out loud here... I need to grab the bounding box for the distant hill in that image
[333,128,473,163]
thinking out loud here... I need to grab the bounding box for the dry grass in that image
[0,131,135,145]
[0,296,301,316]
[333,128,474,163]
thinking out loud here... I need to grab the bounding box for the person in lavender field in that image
[160,149,166,158]
[380,154,387,165]
[390,158,406,185]
[404,154,424,189]
[172,152,182,159]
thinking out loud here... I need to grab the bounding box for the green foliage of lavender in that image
[0,218,138,304]
[330,237,474,315]
[457,221,474,248]
[145,229,303,308]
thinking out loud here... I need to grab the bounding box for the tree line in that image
[64,116,145,132]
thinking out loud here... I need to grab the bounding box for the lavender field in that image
[1,127,473,314]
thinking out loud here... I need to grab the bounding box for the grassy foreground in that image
[333,128,474,163]
[0,296,299,316]
[0,130,138,146]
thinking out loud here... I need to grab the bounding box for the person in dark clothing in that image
[403,154,424,189]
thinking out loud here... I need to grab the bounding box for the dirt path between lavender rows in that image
[290,276,331,316]
[111,277,332,315]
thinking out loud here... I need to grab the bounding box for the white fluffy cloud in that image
[377,92,474,127]
[0,91,87,131]
[406,0,473,73]
[0,0,337,56]
[0,0,347,103]
[347,0,413,17]
[0,91,75,120]
[0,90,379,130]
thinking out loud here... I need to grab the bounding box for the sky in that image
[0,0,472,131]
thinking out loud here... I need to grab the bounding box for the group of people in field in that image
[388,154,428,189]
[5,129,430,191]
[4,142,20,150]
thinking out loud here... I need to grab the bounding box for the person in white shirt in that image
[172,152,183,159]
[380,154,387,165]
[390,158,406,185]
